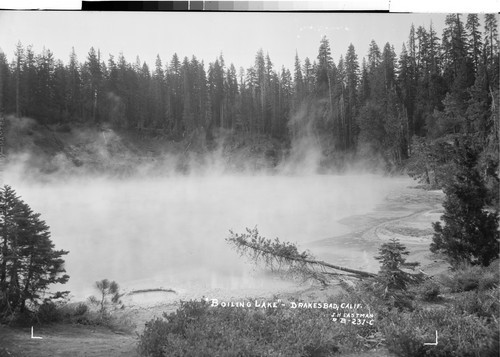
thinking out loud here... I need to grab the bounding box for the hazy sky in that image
[0,12,458,71]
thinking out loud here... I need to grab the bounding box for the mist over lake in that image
[11,174,411,298]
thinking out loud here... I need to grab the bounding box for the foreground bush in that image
[137,235,499,356]
[383,307,499,357]
[439,261,499,293]
[408,279,441,302]
[382,264,499,357]
[138,299,377,357]
[137,273,499,357]
[35,301,65,324]
[452,288,500,319]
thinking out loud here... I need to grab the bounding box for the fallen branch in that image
[226,228,377,285]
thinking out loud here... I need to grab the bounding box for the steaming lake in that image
[14,174,411,298]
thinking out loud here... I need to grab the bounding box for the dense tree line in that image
[0,14,497,172]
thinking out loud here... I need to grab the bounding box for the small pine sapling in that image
[374,238,423,305]
[89,279,122,320]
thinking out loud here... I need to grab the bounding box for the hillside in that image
[4,116,288,179]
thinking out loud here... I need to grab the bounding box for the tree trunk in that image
[234,236,377,279]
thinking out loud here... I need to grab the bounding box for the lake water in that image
[13,174,411,298]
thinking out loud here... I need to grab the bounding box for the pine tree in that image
[0,185,69,319]
[367,40,381,73]
[416,26,429,71]
[168,53,183,136]
[137,61,151,129]
[430,139,499,266]
[264,53,274,133]
[85,47,103,123]
[207,57,224,133]
[149,54,165,129]
[381,43,396,90]
[398,43,414,140]
[375,238,420,292]
[22,45,37,119]
[0,52,6,114]
[293,52,304,110]
[484,14,499,65]
[302,57,313,96]
[442,14,468,82]
[316,36,334,98]
[484,14,499,90]
[466,14,483,73]
[89,279,121,320]
[67,48,82,120]
[345,44,359,149]
[225,63,238,131]
[36,48,56,123]
[53,59,68,122]
[13,42,24,118]
[252,49,266,133]
[358,58,370,103]
[279,66,292,138]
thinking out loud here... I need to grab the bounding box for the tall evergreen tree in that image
[293,52,304,110]
[344,44,359,149]
[431,139,499,266]
[66,48,82,121]
[168,53,183,136]
[367,40,381,73]
[441,14,474,126]
[53,60,68,122]
[0,52,9,114]
[225,63,238,131]
[484,14,499,90]
[82,47,103,123]
[316,36,334,97]
[358,58,370,103]
[466,14,483,73]
[22,45,37,119]
[0,186,69,319]
[302,57,314,96]
[36,48,56,122]
[13,42,24,118]
[150,54,166,129]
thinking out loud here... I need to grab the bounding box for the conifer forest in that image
[0,12,499,357]
[0,14,497,181]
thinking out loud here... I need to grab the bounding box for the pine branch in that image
[226,228,377,283]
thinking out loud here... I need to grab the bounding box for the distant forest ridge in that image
[0,13,498,170]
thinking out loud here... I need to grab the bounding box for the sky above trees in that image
[0,12,448,70]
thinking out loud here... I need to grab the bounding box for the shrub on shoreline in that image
[383,307,499,356]
[439,261,499,293]
[138,261,499,357]
[138,299,378,357]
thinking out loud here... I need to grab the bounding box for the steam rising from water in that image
[4,115,406,298]
[10,174,409,298]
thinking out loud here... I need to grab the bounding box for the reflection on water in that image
[13,174,410,298]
